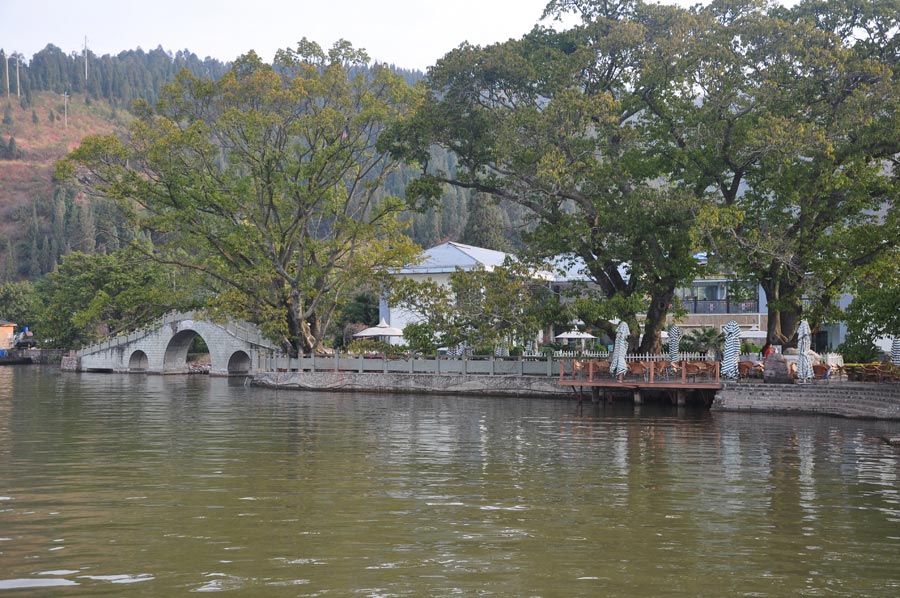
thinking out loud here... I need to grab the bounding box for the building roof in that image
[0,320,16,327]
[398,242,513,275]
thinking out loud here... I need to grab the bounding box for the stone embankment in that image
[713,382,900,420]
[253,371,572,398]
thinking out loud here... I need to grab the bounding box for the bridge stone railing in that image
[78,311,274,357]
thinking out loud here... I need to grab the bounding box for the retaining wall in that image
[253,371,573,398]
[712,382,900,420]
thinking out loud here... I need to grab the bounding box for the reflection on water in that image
[1,365,899,596]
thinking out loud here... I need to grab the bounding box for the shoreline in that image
[253,370,900,420]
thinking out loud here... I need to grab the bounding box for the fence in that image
[254,351,752,378]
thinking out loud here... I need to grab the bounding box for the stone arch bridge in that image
[76,312,277,376]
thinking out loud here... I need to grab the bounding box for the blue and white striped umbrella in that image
[797,320,814,381]
[891,337,900,366]
[668,324,682,364]
[721,320,741,380]
[610,321,629,377]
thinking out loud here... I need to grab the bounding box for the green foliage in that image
[2,103,12,126]
[636,0,900,343]
[680,327,725,357]
[63,44,425,355]
[390,7,705,352]
[460,192,511,251]
[837,335,882,364]
[842,251,900,341]
[34,248,199,348]
[385,259,555,351]
[345,338,407,358]
[0,281,41,330]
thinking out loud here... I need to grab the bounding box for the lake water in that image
[1,365,899,596]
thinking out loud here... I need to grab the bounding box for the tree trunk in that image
[761,276,803,348]
[639,285,676,354]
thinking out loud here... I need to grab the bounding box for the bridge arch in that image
[164,329,205,373]
[227,350,252,375]
[128,350,149,372]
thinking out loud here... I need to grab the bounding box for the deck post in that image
[633,389,643,405]
[676,390,686,406]
[591,386,600,403]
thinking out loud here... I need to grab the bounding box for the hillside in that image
[0,53,523,282]
[0,91,127,272]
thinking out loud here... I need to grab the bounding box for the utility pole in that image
[84,36,88,81]
[2,50,8,99]
[63,90,68,128]
[14,53,21,98]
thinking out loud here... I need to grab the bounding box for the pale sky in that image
[2,0,576,72]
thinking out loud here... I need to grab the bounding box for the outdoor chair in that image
[812,363,831,381]
[738,361,755,380]
[861,364,880,382]
[626,361,650,381]
[683,361,703,382]
[877,365,900,383]
[655,360,677,381]
[572,359,585,377]
[590,359,611,380]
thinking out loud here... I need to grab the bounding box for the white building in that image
[379,242,514,341]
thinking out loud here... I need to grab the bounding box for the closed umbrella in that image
[668,324,682,365]
[797,320,814,381]
[721,320,741,380]
[892,337,900,366]
[610,321,629,377]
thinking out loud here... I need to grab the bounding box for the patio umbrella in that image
[739,326,768,342]
[353,318,404,340]
[610,321,629,377]
[721,320,741,380]
[556,330,597,350]
[796,320,814,381]
[668,324,682,365]
[892,337,900,366]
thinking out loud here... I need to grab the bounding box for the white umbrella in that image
[739,326,768,341]
[353,318,404,339]
[721,320,741,380]
[610,321,629,377]
[797,320,814,381]
[555,330,597,340]
[556,329,597,350]
[668,324,682,365]
[892,337,900,366]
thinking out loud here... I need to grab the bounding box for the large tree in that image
[636,0,900,345]
[387,1,703,352]
[61,42,423,355]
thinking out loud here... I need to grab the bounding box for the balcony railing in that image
[681,299,759,314]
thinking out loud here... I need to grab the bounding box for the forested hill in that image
[0,44,518,282]
[4,44,427,108]
[6,45,231,108]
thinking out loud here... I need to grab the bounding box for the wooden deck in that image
[557,359,724,391]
